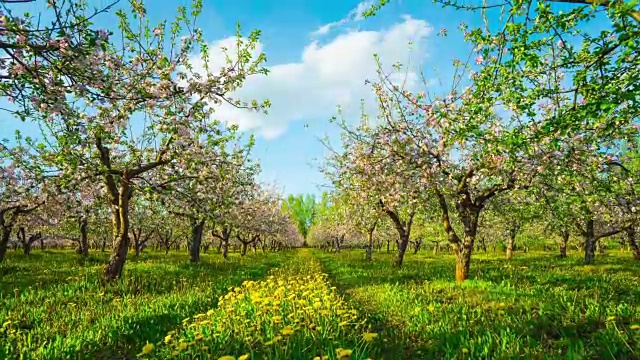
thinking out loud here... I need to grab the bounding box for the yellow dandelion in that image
[200,346,209,351]
[339,321,349,327]
[238,354,250,360]
[363,332,378,342]
[606,316,616,322]
[207,309,215,316]
[280,326,294,336]
[164,334,173,343]
[218,356,235,360]
[336,348,353,358]
[177,342,188,351]
[462,348,469,354]
[137,343,154,356]
[630,324,640,330]
[427,304,435,313]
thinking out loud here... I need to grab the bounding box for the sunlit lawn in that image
[314,249,640,359]
[0,250,291,359]
[2,248,639,359]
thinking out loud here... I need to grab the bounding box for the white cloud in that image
[310,0,375,37]
[190,16,433,140]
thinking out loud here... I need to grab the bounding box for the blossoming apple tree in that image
[4,0,270,281]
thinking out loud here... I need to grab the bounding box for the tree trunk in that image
[432,241,439,255]
[596,239,604,254]
[627,227,640,261]
[455,242,472,282]
[366,227,375,262]
[222,241,229,259]
[189,219,205,263]
[39,237,45,250]
[584,219,596,264]
[79,216,89,257]
[480,236,487,253]
[394,233,410,267]
[560,230,569,258]
[506,225,519,260]
[102,185,133,282]
[241,242,248,256]
[0,225,12,262]
[413,238,422,254]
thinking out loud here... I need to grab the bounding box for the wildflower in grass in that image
[164,334,173,343]
[336,348,353,358]
[280,326,294,335]
[630,324,640,330]
[218,356,235,360]
[313,356,329,360]
[462,348,469,354]
[137,343,154,356]
[362,332,378,342]
[606,316,616,322]
[238,354,250,360]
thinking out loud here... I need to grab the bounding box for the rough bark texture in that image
[413,238,422,254]
[365,228,374,262]
[455,243,472,282]
[102,183,133,282]
[505,224,519,260]
[627,227,640,261]
[583,219,596,264]
[189,219,205,263]
[560,230,569,258]
[79,216,89,257]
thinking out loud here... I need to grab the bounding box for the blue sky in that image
[0,0,613,197]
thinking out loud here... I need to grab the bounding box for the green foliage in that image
[281,194,319,241]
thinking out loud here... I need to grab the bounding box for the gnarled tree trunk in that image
[627,226,640,261]
[189,219,205,263]
[79,216,89,257]
[506,224,519,260]
[559,229,569,258]
[102,182,133,282]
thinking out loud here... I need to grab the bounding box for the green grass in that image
[148,249,381,360]
[0,250,291,359]
[1,248,639,359]
[313,249,640,360]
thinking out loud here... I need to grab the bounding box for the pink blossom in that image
[556,40,565,48]
[97,29,109,41]
[153,27,163,36]
[475,56,483,65]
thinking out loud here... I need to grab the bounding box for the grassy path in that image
[147,249,381,360]
[0,251,292,359]
[313,249,640,360]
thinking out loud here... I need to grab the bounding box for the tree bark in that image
[189,219,205,263]
[560,230,569,258]
[455,240,472,282]
[627,226,640,261]
[413,238,422,254]
[102,183,133,282]
[505,224,519,260]
[432,241,439,255]
[365,224,376,262]
[79,216,89,257]
[584,219,596,264]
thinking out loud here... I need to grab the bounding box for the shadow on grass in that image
[313,249,640,359]
[1,250,293,360]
